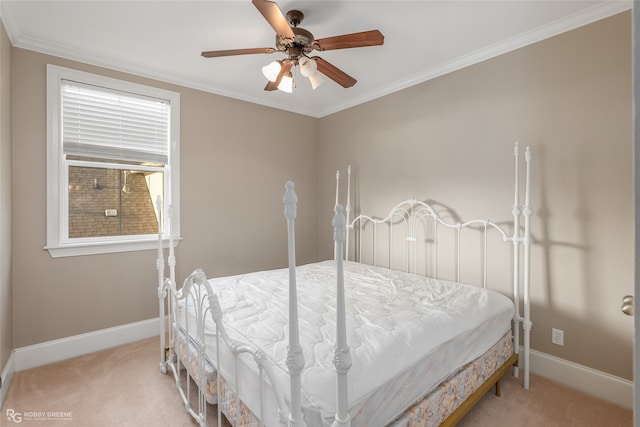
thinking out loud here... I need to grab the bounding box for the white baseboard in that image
[528,348,633,409]
[13,317,162,372]
[1,350,15,407]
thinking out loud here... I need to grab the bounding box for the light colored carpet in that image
[458,369,632,427]
[1,337,632,426]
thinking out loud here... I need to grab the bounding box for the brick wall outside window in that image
[68,167,158,238]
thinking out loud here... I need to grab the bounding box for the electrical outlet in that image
[552,328,564,346]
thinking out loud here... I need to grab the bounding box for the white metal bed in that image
[156,143,532,427]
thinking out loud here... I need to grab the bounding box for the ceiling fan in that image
[201,0,384,92]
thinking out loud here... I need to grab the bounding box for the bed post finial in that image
[284,181,298,220]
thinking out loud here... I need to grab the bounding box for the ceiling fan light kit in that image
[201,0,384,93]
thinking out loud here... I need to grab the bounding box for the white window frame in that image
[46,64,180,257]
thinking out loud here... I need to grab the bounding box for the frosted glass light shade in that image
[278,74,293,93]
[262,61,281,82]
[308,72,324,90]
[298,57,317,77]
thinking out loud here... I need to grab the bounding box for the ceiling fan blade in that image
[264,81,278,91]
[264,61,292,91]
[201,47,275,58]
[252,0,295,39]
[314,30,384,51]
[264,80,279,91]
[313,57,357,88]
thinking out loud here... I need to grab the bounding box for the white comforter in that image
[179,260,514,426]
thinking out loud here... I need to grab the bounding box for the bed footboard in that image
[157,183,311,427]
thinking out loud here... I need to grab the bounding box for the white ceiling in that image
[0,0,632,118]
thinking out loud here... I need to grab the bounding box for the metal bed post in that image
[332,204,351,427]
[345,166,351,261]
[408,205,415,271]
[167,203,176,365]
[215,316,222,427]
[523,146,533,390]
[283,182,305,427]
[197,283,208,427]
[456,224,462,283]
[511,143,522,379]
[335,166,352,262]
[335,170,340,209]
[335,170,340,261]
[482,220,489,289]
[433,219,438,279]
[156,195,167,374]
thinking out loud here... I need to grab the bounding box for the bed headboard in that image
[335,142,533,389]
[347,198,510,287]
[335,144,530,284]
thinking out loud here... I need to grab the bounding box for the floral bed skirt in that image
[175,329,514,427]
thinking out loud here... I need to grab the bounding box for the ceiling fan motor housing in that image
[276,26,314,57]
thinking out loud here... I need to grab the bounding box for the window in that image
[46,65,180,257]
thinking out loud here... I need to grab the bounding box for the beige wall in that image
[0,20,12,369]
[318,12,633,380]
[11,49,318,348]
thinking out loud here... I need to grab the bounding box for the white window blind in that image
[62,79,170,163]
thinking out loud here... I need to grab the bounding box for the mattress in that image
[176,260,515,426]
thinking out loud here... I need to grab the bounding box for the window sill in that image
[45,236,181,258]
